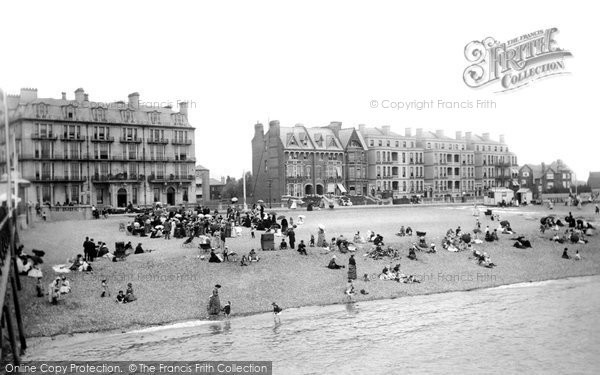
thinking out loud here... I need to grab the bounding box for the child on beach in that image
[116,290,126,303]
[574,250,581,261]
[101,279,110,298]
[309,235,315,247]
[345,280,355,301]
[272,302,283,323]
[222,301,231,318]
[251,226,255,239]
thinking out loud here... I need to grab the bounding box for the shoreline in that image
[25,272,600,346]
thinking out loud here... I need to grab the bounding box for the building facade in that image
[7,88,196,207]
[518,160,574,197]
[251,121,519,202]
[194,165,210,203]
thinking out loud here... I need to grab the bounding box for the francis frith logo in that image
[463,28,572,92]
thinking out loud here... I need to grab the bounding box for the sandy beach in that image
[19,203,600,337]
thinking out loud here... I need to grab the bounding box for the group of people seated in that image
[512,236,532,249]
[442,229,471,252]
[69,254,93,272]
[485,228,500,242]
[116,283,137,303]
[378,263,420,283]
[396,226,414,236]
[240,249,260,266]
[327,255,345,269]
[562,247,582,260]
[366,244,400,260]
[551,228,589,244]
[47,276,71,304]
[472,249,496,268]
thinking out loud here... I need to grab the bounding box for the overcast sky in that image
[1,0,596,181]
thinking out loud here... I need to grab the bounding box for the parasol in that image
[318,223,325,230]
[257,200,265,204]
[155,225,164,230]
[231,197,239,202]
[277,215,286,220]
[28,255,44,264]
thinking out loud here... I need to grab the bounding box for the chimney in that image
[499,134,505,143]
[269,120,280,137]
[178,101,188,116]
[128,92,140,109]
[61,92,67,100]
[405,128,412,137]
[83,93,89,103]
[221,176,225,184]
[19,88,38,102]
[482,132,490,141]
[381,125,390,135]
[436,129,444,138]
[328,121,342,136]
[254,122,264,138]
[416,128,423,138]
[465,131,472,140]
[455,131,462,140]
[358,124,366,133]
[541,162,546,174]
[74,88,85,103]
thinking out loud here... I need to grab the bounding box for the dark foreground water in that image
[27,276,600,374]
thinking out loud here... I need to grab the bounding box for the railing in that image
[33,176,86,182]
[147,138,169,144]
[171,139,192,145]
[89,136,115,142]
[60,134,86,141]
[31,134,58,140]
[92,174,144,182]
[119,136,143,143]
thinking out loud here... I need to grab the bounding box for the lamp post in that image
[268,179,272,208]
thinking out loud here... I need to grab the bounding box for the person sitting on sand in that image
[562,248,570,259]
[240,255,249,266]
[363,273,370,282]
[354,231,365,243]
[408,246,417,260]
[69,254,84,271]
[327,255,344,269]
[135,243,145,254]
[373,234,384,246]
[279,238,288,250]
[428,243,437,253]
[59,275,71,294]
[116,290,126,303]
[574,250,581,261]
[297,240,307,255]
[397,226,406,236]
[125,283,137,302]
[209,249,222,263]
[249,249,260,262]
[405,227,413,236]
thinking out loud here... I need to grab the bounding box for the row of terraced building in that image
[252,121,518,204]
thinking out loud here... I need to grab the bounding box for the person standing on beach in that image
[345,280,355,301]
[207,284,222,315]
[288,226,296,249]
[348,255,357,280]
[222,301,231,319]
[595,204,599,215]
[272,302,283,323]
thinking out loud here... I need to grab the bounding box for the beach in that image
[19,204,600,337]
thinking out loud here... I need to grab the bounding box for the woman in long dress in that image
[207,285,221,315]
[347,255,357,280]
[317,228,326,247]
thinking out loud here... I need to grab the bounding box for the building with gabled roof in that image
[588,172,600,193]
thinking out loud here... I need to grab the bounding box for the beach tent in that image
[483,188,514,206]
[516,188,533,204]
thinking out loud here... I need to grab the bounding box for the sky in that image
[1,0,597,181]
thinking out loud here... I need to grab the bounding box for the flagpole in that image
[243,169,247,210]
[2,89,12,213]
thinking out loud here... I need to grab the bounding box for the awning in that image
[327,183,335,193]
[337,183,347,193]
[511,168,519,174]
[517,188,531,193]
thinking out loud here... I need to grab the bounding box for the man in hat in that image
[272,302,283,323]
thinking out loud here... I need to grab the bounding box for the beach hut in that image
[516,188,533,204]
[483,188,514,206]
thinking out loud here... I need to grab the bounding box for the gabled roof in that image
[520,164,544,179]
[337,128,368,150]
[588,172,600,188]
[358,127,402,138]
[275,124,343,151]
[548,160,572,173]
[195,165,209,171]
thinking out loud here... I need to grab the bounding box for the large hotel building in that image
[252,121,518,202]
[4,88,196,207]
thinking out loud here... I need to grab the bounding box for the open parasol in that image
[231,197,238,202]
[277,215,286,220]
[318,223,325,230]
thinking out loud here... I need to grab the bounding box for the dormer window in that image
[149,111,161,125]
[92,108,106,122]
[121,110,135,123]
[63,105,76,120]
[172,114,186,126]
[36,103,49,119]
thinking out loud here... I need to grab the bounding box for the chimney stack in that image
[178,101,188,116]
[436,129,444,138]
[381,125,390,135]
[328,121,342,136]
[74,88,85,103]
[482,133,490,141]
[455,131,462,140]
[61,92,67,100]
[128,92,140,109]
[83,93,89,103]
[19,88,38,102]
[465,131,472,140]
[499,134,505,143]
[358,124,366,133]
[254,122,264,138]
[405,127,412,137]
[416,128,423,138]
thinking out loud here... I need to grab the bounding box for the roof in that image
[195,165,209,171]
[358,126,402,138]
[520,164,544,179]
[273,124,343,152]
[588,172,600,188]
[337,128,368,150]
[548,160,572,173]
[209,178,225,186]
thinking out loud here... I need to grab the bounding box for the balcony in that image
[33,175,86,183]
[92,173,144,183]
[111,154,139,161]
[119,136,143,143]
[31,134,58,141]
[174,156,196,163]
[60,134,86,142]
[147,138,169,145]
[90,136,115,143]
[171,139,192,145]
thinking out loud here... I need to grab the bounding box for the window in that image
[153,188,161,202]
[149,112,161,125]
[386,140,390,147]
[546,173,554,179]
[94,126,110,140]
[182,187,189,202]
[63,106,76,119]
[123,127,138,141]
[63,125,80,139]
[128,163,137,178]
[132,187,138,205]
[121,110,135,123]
[92,108,106,122]
[35,123,53,138]
[173,114,186,126]
[378,140,382,147]
[369,140,374,147]
[36,104,49,118]
[96,188,104,204]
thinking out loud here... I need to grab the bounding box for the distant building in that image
[519,160,574,197]
[587,172,600,193]
[4,88,196,207]
[209,177,226,201]
[195,165,210,203]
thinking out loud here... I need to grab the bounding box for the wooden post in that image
[11,275,27,353]
[3,304,20,364]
